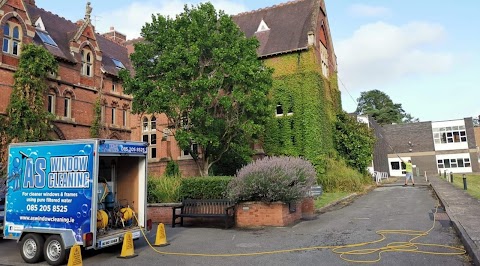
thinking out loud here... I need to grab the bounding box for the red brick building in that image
[0,0,133,141]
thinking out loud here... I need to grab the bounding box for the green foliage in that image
[263,72,336,161]
[334,112,375,175]
[165,160,181,177]
[227,156,316,203]
[316,157,372,192]
[147,176,182,203]
[355,89,418,124]
[90,97,102,138]
[121,3,273,176]
[210,140,252,176]
[179,176,232,200]
[1,44,58,143]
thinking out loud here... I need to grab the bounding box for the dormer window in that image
[256,19,270,33]
[81,49,93,77]
[2,22,21,56]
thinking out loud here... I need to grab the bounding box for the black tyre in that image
[44,235,67,266]
[20,233,45,263]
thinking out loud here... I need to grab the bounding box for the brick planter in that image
[147,203,181,224]
[301,197,316,220]
[235,201,302,228]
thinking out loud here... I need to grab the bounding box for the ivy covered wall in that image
[262,49,341,160]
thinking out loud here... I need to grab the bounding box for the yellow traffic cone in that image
[154,223,170,247]
[117,231,138,259]
[67,245,83,266]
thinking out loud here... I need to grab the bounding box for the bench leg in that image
[180,216,184,226]
[172,215,176,228]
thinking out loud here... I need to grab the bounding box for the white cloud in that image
[336,21,454,91]
[95,0,247,39]
[349,4,391,18]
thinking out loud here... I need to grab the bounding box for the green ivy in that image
[89,97,102,138]
[334,112,375,174]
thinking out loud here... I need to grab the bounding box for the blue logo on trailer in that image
[5,143,94,243]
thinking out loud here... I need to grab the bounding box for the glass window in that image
[443,159,450,168]
[122,110,127,127]
[391,162,400,170]
[12,40,18,55]
[64,97,71,118]
[3,23,10,36]
[2,38,9,53]
[12,26,19,39]
[112,58,125,69]
[142,135,148,143]
[151,148,157,158]
[276,103,283,116]
[36,30,57,47]
[47,94,55,114]
[151,116,156,130]
[458,159,464,167]
[81,49,93,77]
[151,133,157,144]
[142,117,148,131]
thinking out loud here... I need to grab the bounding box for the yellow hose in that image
[133,203,466,263]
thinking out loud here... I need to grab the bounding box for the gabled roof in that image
[232,0,321,58]
[25,5,131,75]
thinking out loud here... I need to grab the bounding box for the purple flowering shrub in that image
[227,156,316,203]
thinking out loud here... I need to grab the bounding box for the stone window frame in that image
[2,21,22,56]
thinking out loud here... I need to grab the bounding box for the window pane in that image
[458,159,464,167]
[391,162,400,170]
[446,127,452,131]
[461,137,467,142]
[111,108,115,124]
[12,41,18,55]
[151,148,157,158]
[459,125,465,130]
[48,95,54,113]
[465,158,470,163]
[86,65,91,76]
[446,132,453,137]
[460,131,466,136]
[452,126,459,130]
[434,139,440,144]
[276,104,283,115]
[444,159,450,168]
[465,163,471,167]
[453,132,460,142]
[3,38,9,52]
[438,164,444,168]
[123,110,127,127]
[86,52,91,62]
[64,98,69,117]
[151,116,156,130]
[12,26,19,39]
[142,135,148,143]
[3,24,9,36]
[151,133,156,144]
[432,128,439,132]
[433,133,439,138]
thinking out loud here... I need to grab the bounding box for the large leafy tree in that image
[0,43,58,174]
[121,3,273,176]
[355,89,418,124]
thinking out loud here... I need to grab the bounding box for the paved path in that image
[0,176,473,265]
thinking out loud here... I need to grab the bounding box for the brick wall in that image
[235,201,302,228]
[147,203,181,224]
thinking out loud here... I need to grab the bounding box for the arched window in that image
[47,90,56,114]
[81,48,93,77]
[142,116,157,159]
[2,22,21,56]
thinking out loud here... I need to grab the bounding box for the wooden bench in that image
[172,199,236,229]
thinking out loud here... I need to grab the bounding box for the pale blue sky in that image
[35,0,479,122]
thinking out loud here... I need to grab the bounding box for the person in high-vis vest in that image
[403,160,414,186]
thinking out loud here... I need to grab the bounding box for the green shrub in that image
[179,176,232,200]
[165,160,181,177]
[316,157,372,192]
[147,176,181,203]
[227,156,316,203]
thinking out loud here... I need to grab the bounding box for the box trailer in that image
[2,139,151,265]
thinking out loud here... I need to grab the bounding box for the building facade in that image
[383,118,480,176]
[1,0,133,143]
[126,0,340,177]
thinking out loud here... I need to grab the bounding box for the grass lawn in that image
[450,173,480,199]
[314,191,350,209]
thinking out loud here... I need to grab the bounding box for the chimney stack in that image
[101,26,127,45]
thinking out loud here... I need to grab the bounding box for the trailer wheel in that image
[20,233,44,263]
[44,235,67,266]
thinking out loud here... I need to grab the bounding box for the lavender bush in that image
[227,156,316,203]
